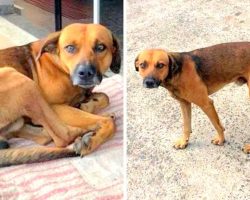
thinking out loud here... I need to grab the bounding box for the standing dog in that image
[0,23,121,166]
[135,43,249,153]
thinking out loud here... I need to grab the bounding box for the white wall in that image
[0,0,14,6]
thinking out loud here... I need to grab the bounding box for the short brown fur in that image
[0,23,121,166]
[135,42,250,153]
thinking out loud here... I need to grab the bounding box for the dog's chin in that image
[71,73,103,89]
[72,78,101,89]
[78,84,96,89]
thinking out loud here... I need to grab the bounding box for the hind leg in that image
[0,118,25,149]
[11,125,52,145]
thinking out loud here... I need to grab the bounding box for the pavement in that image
[127,0,250,199]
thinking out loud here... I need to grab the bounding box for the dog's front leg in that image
[52,104,115,156]
[174,99,192,149]
[198,98,225,145]
[243,144,250,153]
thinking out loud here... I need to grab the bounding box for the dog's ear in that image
[134,54,139,71]
[167,53,182,78]
[35,31,61,61]
[110,34,121,74]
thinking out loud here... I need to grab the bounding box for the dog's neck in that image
[165,52,183,81]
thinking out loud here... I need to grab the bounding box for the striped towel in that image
[0,75,123,200]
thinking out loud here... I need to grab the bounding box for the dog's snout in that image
[145,79,155,88]
[78,66,96,79]
[143,77,160,89]
[71,63,102,88]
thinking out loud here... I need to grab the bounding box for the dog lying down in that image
[0,23,121,167]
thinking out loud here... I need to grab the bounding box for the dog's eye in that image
[140,63,146,69]
[156,63,165,69]
[94,44,106,53]
[65,45,76,54]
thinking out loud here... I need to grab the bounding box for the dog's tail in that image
[0,146,77,167]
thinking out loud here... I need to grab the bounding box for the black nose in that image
[144,79,156,88]
[145,79,155,88]
[78,66,96,79]
[143,77,160,88]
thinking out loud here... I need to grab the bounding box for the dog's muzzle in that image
[143,77,161,88]
[71,64,102,88]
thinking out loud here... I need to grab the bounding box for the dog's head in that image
[35,23,121,88]
[135,49,181,88]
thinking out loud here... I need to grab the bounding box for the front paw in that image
[211,135,225,146]
[73,131,95,157]
[173,138,189,149]
[242,144,250,154]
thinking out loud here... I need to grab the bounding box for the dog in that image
[0,23,121,166]
[135,43,250,153]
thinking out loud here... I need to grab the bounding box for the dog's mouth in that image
[77,80,100,89]
[72,75,103,88]
[143,77,161,89]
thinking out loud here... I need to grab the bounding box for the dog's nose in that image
[143,77,160,88]
[78,66,96,80]
[145,79,155,88]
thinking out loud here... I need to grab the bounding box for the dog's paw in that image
[242,144,250,154]
[211,136,225,146]
[173,138,189,149]
[73,131,95,157]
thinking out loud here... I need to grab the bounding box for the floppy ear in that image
[35,31,61,61]
[110,35,121,74]
[134,54,139,71]
[167,53,182,78]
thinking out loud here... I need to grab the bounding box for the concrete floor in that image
[127,0,250,199]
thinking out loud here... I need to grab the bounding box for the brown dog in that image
[135,43,250,153]
[0,23,121,166]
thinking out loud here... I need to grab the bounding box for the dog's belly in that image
[206,82,230,95]
[204,70,247,95]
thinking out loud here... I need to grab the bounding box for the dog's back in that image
[189,42,250,94]
[0,45,34,78]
